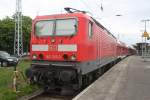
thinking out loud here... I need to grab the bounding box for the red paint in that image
[30,13,129,61]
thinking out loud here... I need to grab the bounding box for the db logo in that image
[49,45,57,51]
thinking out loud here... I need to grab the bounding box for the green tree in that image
[22,16,32,53]
[0,17,15,54]
[0,16,32,54]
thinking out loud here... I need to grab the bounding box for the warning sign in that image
[142,31,149,37]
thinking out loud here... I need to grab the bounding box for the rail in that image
[18,89,44,100]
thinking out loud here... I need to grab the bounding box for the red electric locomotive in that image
[26,8,129,95]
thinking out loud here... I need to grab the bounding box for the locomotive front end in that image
[26,14,85,95]
[31,18,79,61]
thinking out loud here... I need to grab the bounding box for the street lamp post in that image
[141,19,150,60]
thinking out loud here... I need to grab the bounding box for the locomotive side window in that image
[88,22,93,38]
[35,20,54,36]
[55,19,77,36]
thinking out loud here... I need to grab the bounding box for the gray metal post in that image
[141,19,150,61]
[14,0,23,57]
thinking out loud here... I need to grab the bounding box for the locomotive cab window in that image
[55,19,77,36]
[35,20,54,36]
[88,22,93,38]
[35,18,77,36]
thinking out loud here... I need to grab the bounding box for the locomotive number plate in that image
[49,45,57,51]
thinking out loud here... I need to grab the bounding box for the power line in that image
[79,0,94,14]
[95,0,104,12]
[79,0,103,19]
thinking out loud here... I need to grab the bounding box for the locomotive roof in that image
[91,17,117,39]
[35,12,90,19]
[35,13,116,39]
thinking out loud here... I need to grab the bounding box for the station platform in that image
[73,56,150,100]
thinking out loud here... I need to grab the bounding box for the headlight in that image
[32,54,37,59]
[70,54,76,61]
[7,58,13,61]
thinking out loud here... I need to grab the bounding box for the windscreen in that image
[35,18,77,36]
[55,19,76,36]
[35,20,54,36]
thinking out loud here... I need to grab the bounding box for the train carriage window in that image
[35,20,54,36]
[55,19,77,36]
[88,22,93,38]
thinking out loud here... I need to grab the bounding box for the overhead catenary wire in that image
[79,0,103,20]
[95,0,104,12]
[79,0,94,15]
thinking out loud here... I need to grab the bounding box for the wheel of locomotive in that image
[82,73,93,87]
[2,61,8,67]
[101,66,105,74]
[72,70,83,94]
[93,68,102,79]
[82,75,88,88]
[78,71,82,90]
[88,73,93,83]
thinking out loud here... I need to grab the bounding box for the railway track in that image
[18,89,73,100]
[18,89,44,100]
[18,62,115,100]
[30,93,72,100]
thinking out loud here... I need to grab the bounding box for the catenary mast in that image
[14,0,23,56]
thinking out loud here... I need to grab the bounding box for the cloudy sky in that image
[0,0,150,46]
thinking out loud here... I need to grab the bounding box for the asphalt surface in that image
[73,56,150,100]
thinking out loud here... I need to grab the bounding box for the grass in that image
[0,58,39,100]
